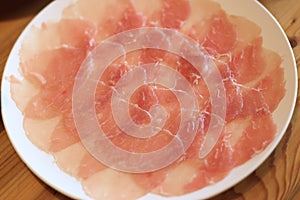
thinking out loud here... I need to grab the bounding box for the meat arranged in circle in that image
[10,0,285,199]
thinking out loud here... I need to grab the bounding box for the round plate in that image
[1,0,297,199]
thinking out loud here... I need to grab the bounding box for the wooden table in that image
[0,0,299,199]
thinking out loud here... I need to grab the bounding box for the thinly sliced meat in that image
[226,117,252,146]
[248,50,284,113]
[99,114,179,154]
[77,153,107,180]
[225,80,271,122]
[131,0,163,26]
[94,0,145,42]
[82,169,147,200]
[240,87,271,117]
[22,47,86,118]
[10,77,40,112]
[54,142,107,179]
[114,5,146,33]
[21,47,86,86]
[151,128,233,196]
[183,114,274,193]
[181,0,222,42]
[224,39,284,121]
[52,18,96,50]
[205,16,262,81]
[24,83,72,118]
[258,65,285,112]
[223,79,244,122]
[98,62,131,87]
[129,85,168,125]
[230,38,265,84]
[139,50,211,112]
[242,67,284,117]
[151,160,200,196]
[94,60,134,123]
[245,48,281,88]
[205,115,275,169]
[64,0,146,44]
[20,19,96,60]
[23,116,61,152]
[93,52,206,155]
[183,167,228,193]
[202,12,237,55]
[242,48,284,112]
[11,0,286,199]
[180,131,234,193]
[233,114,276,165]
[131,165,170,193]
[176,58,211,111]
[49,113,79,152]
[93,53,188,153]
[160,0,191,29]
[62,0,109,25]
[229,15,262,54]
[139,49,167,64]
[202,133,236,173]
[54,142,87,177]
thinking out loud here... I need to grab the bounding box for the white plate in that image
[1,0,298,199]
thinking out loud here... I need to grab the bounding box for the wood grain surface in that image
[0,0,299,199]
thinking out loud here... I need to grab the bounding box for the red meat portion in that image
[160,0,191,29]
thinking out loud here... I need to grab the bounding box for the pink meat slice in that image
[54,142,107,180]
[229,15,262,54]
[77,152,107,180]
[131,0,163,26]
[177,114,276,194]
[154,127,235,195]
[95,83,181,153]
[51,54,145,179]
[96,1,146,43]
[139,49,211,112]
[82,169,147,200]
[160,0,191,29]
[62,0,133,27]
[49,113,79,152]
[23,116,61,152]
[113,5,146,33]
[54,142,87,177]
[255,54,285,112]
[99,114,179,154]
[151,159,202,196]
[202,12,237,55]
[20,18,96,61]
[221,37,284,122]
[233,114,276,164]
[13,47,88,153]
[63,0,146,45]
[230,38,265,84]
[62,0,110,25]
[131,165,172,193]
[182,163,229,194]
[10,77,40,112]
[198,12,261,57]
[181,0,223,43]
[21,47,86,119]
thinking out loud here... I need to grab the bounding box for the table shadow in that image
[0,0,53,21]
